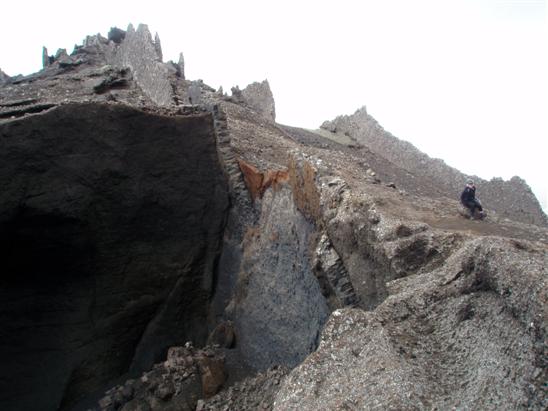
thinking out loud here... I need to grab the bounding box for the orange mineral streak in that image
[238,160,289,200]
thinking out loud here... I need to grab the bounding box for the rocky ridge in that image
[0,24,546,411]
[321,107,547,227]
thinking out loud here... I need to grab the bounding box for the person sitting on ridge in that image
[460,179,484,219]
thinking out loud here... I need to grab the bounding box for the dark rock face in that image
[0,103,228,411]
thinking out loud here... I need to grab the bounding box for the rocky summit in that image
[0,24,546,411]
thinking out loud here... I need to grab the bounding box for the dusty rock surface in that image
[274,237,547,410]
[197,366,289,411]
[1,24,547,411]
[209,84,547,410]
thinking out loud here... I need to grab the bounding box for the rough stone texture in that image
[38,46,87,72]
[241,80,276,122]
[92,67,132,94]
[321,106,547,227]
[208,105,257,331]
[207,104,327,378]
[84,33,109,47]
[229,185,330,370]
[2,24,548,411]
[319,178,462,310]
[313,233,359,309]
[274,237,547,410]
[0,103,228,411]
[94,345,226,411]
[110,24,175,106]
[198,366,289,410]
[220,100,547,408]
[288,155,359,309]
[288,152,384,309]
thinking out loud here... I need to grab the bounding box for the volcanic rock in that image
[0,103,228,410]
[1,23,546,411]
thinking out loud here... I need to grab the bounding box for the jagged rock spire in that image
[0,68,10,84]
[110,23,174,106]
[154,32,163,62]
[42,47,51,68]
[241,79,276,122]
[178,52,185,80]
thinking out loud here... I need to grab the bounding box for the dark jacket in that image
[461,185,476,204]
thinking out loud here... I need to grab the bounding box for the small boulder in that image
[196,354,226,398]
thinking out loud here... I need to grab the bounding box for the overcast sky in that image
[1,0,546,211]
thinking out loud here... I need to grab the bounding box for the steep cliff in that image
[0,103,228,410]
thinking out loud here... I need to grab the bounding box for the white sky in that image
[1,0,547,211]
